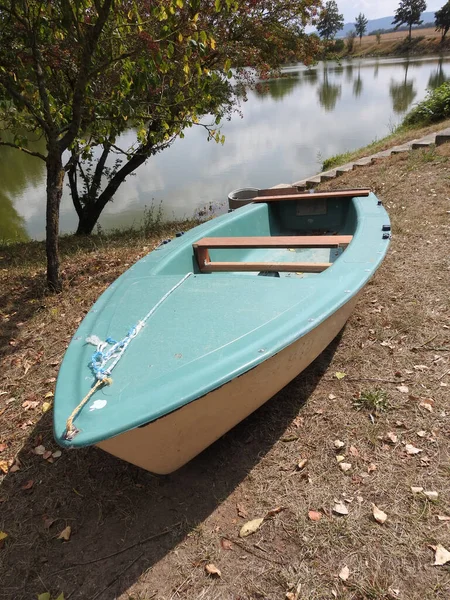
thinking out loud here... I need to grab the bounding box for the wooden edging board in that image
[193,235,353,250]
[201,262,331,273]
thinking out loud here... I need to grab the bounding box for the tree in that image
[0,1,322,291]
[392,0,427,41]
[346,30,356,52]
[376,32,382,43]
[317,1,344,41]
[354,13,368,44]
[435,1,450,40]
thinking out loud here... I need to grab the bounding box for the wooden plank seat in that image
[193,235,353,273]
[252,189,370,202]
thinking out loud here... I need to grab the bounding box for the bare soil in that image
[0,143,449,600]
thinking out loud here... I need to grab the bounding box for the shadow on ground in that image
[0,334,342,600]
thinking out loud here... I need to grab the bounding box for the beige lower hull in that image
[97,295,359,474]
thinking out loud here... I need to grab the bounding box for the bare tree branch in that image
[0,140,46,161]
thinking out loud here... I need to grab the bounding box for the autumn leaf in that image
[396,385,409,394]
[0,443,6,453]
[334,439,345,449]
[34,445,46,455]
[419,399,434,412]
[236,503,248,518]
[44,392,54,399]
[386,432,398,444]
[42,402,52,413]
[328,393,336,400]
[0,460,8,474]
[333,502,349,516]
[411,486,423,494]
[265,506,285,519]
[308,510,322,521]
[52,450,62,459]
[239,518,264,537]
[21,480,34,490]
[205,563,221,577]
[339,565,350,581]
[349,445,359,457]
[335,372,346,380]
[372,504,387,524]
[296,458,308,470]
[424,491,439,501]
[57,525,71,541]
[434,544,450,566]
[405,443,423,455]
[220,538,233,550]
[0,531,8,548]
[339,463,352,472]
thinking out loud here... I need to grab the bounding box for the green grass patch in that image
[403,82,450,126]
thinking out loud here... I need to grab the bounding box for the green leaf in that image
[215,0,221,12]
[37,594,51,600]
[335,372,346,380]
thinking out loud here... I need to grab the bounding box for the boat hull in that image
[96,293,359,474]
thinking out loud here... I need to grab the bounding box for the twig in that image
[411,333,439,350]
[438,368,450,380]
[221,536,284,565]
[52,522,181,574]
[91,551,143,600]
[325,377,405,384]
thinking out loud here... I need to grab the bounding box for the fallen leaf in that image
[339,462,352,472]
[416,430,427,438]
[43,450,52,460]
[434,544,450,566]
[34,445,46,455]
[52,450,62,459]
[44,392,54,399]
[424,491,439,501]
[333,502,349,516]
[386,432,398,444]
[308,510,322,521]
[42,402,52,413]
[220,538,233,550]
[411,486,424,494]
[297,458,308,470]
[0,460,8,474]
[335,372,346,380]
[339,566,350,581]
[334,439,345,449]
[419,399,434,412]
[236,503,248,518]
[43,515,56,529]
[0,443,6,453]
[414,365,429,371]
[57,525,71,541]
[239,518,264,538]
[293,416,304,428]
[405,443,423,455]
[205,563,221,577]
[21,480,34,490]
[372,504,387,524]
[45,377,56,384]
[437,515,450,521]
[328,393,336,400]
[0,531,8,548]
[349,445,359,457]
[265,506,285,519]
[22,399,39,410]
[37,594,51,600]
[367,463,377,473]
[396,385,409,394]
[336,455,345,463]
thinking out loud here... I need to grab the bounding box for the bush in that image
[346,31,356,52]
[403,82,450,126]
[333,38,345,52]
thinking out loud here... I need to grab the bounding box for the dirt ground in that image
[0,142,449,600]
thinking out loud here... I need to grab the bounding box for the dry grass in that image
[0,144,450,599]
[346,28,448,57]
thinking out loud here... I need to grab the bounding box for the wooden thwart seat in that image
[193,235,352,273]
[253,188,370,203]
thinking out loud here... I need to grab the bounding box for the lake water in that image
[1,55,449,242]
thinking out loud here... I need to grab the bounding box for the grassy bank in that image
[1,143,450,599]
[322,118,450,171]
[340,27,450,58]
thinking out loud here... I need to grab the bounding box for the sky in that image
[337,0,443,22]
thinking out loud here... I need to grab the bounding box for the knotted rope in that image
[64,272,193,439]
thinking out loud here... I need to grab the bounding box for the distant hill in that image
[337,11,436,38]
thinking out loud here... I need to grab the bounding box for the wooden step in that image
[200,262,332,273]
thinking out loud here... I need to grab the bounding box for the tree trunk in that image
[46,149,64,292]
[75,203,101,235]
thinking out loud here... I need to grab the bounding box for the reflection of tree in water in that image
[317,67,341,111]
[303,68,319,85]
[0,135,45,242]
[345,63,354,82]
[389,61,417,114]
[428,58,449,90]
[374,60,379,79]
[254,74,301,101]
[353,66,363,98]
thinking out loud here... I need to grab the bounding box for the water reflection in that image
[254,74,301,101]
[389,61,417,114]
[345,63,354,82]
[428,58,449,89]
[0,136,46,242]
[353,66,363,98]
[317,66,341,111]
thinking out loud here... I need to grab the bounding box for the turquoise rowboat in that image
[54,188,390,473]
